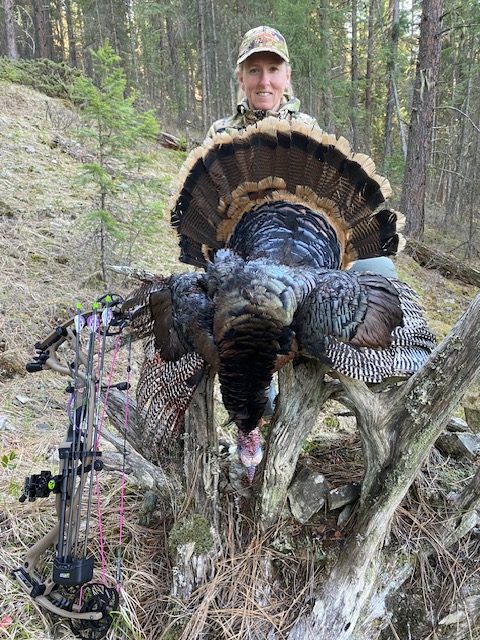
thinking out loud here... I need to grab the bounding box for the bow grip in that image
[35,326,68,351]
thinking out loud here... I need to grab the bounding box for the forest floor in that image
[0,80,479,640]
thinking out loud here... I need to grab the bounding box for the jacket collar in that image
[236,96,301,119]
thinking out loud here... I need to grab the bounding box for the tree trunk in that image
[32,0,49,58]
[350,0,359,149]
[287,292,480,639]
[55,0,66,61]
[64,0,77,67]
[383,0,400,163]
[364,0,375,154]
[400,0,443,240]
[197,0,210,132]
[405,238,480,287]
[3,0,18,59]
[318,2,335,132]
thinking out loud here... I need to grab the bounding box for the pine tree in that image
[74,41,159,283]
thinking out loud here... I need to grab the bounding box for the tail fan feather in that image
[170,117,403,270]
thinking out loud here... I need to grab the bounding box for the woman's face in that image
[239,52,291,112]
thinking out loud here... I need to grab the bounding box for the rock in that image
[0,415,15,431]
[34,422,50,431]
[337,503,355,528]
[288,466,330,524]
[14,394,31,405]
[327,482,361,511]
[446,417,469,432]
[436,432,480,459]
[138,491,158,527]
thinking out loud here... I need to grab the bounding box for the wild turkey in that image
[123,117,435,473]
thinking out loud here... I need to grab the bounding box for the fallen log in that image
[405,238,480,287]
[157,130,186,151]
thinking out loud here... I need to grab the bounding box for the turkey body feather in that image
[122,118,435,463]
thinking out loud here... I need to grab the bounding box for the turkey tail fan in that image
[348,208,407,262]
[322,279,436,383]
[170,117,403,270]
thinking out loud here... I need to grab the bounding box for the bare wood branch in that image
[258,361,332,527]
[336,376,394,500]
[434,105,480,134]
[170,369,222,601]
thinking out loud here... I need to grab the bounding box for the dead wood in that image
[157,130,186,151]
[287,292,480,639]
[104,292,480,639]
[258,361,333,527]
[406,237,480,287]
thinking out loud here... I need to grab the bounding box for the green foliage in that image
[0,57,80,99]
[1,451,17,470]
[73,41,161,280]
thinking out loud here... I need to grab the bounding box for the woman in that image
[205,25,318,140]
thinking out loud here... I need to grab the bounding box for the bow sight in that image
[13,294,129,640]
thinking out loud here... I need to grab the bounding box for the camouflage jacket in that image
[205,96,318,140]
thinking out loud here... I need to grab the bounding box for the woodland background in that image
[0,0,479,259]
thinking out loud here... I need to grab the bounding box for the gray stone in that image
[34,422,50,431]
[14,394,30,405]
[337,503,355,528]
[436,432,480,459]
[288,466,330,524]
[328,482,361,511]
[446,417,469,432]
[0,415,15,431]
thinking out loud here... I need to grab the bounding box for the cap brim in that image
[236,47,289,65]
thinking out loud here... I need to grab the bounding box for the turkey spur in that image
[123,118,435,468]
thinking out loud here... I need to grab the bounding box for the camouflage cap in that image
[236,26,289,65]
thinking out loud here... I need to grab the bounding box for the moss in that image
[0,57,80,100]
[168,513,213,555]
[324,415,340,429]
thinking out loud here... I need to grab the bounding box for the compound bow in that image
[13,294,129,640]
